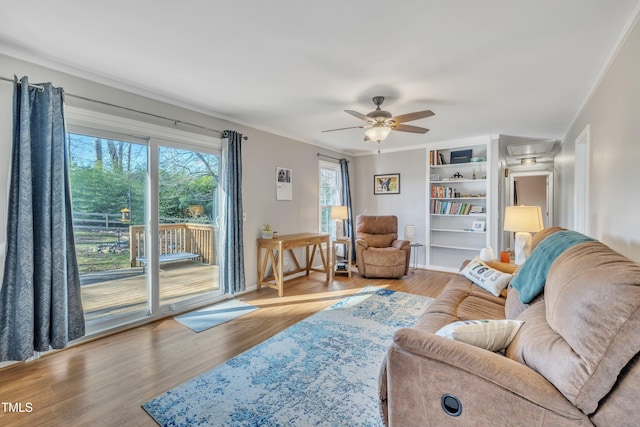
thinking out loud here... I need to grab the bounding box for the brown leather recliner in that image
[355,215,411,278]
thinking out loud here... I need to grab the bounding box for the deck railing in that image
[129,223,217,267]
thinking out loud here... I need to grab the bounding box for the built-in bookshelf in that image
[427,138,495,272]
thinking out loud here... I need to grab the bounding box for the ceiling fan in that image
[322,96,434,152]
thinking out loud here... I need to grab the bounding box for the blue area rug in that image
[143,286,433,426]
[174,299,258,333]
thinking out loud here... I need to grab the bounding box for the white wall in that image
[353,148,427,265]
[0,53,352,290]
[556,16,640,261]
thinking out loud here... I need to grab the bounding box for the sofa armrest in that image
[355,239,367,276]
[485,260,519,274]
[384,328,589,426]
[355,238,368,249]
[391,239,410,250]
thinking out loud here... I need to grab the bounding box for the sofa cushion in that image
[530,226,565,251]
[504,286,544,319]
[435,319,524,352]
[460,257,512,297]
[502,227,563,317]
[510,230,594,303]
[360,247,406,278]
[356,215,398,247]
[419,275,506,334]
[506,241,640,414]
[362,247,405,266]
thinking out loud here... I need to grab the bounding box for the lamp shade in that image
[364,124,392,142]
[404,224,416,243]
[504,205,544,233]
[330,205,349,220]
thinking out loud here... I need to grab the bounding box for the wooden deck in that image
[81,262,219,322]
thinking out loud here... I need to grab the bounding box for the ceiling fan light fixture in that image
[365,124,391,142]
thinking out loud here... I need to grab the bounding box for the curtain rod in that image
[0,75,247,140]
[0,75,45,92]
[317,153,349,163]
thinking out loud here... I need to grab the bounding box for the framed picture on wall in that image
[276,167,293,200]
[374,173,400,195]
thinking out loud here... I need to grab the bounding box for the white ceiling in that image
[0,1,638,155]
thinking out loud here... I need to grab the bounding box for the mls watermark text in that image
[2,402,33,413]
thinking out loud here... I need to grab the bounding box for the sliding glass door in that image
[158,145,221,308]
[68,129,149,324]
[68,126,223,332]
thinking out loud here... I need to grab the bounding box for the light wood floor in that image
[0,268,453,427]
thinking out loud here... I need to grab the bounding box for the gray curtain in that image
[0,76,85,361]
[221,130,245,294]
[340,159,356,260]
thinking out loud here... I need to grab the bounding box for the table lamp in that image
[330,206,349,240]
[404,224,416,244]
[504,205,544,265]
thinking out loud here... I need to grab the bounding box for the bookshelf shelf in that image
[431,228,487,234]
[431,161,487,169]
[432,197,487,201]
[429,243,485,251]
[430,214,487,217]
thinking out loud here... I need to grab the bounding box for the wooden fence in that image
[129,223,217,267]
[73,212,128,230]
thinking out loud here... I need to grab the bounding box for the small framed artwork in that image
[471,220,486,232]
[276,167,293,200]
[374,173,400,195]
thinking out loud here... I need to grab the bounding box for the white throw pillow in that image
[460,257,512,297]
[435,319,525,352]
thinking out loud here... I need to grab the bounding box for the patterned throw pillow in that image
[460,257,512,297]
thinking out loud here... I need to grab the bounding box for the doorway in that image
[504,169,554,250]
[68,127,223,333]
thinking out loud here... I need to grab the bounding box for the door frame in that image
[574,125,590,234]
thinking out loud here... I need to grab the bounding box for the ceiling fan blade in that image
[391,124,430,134]
[345,110,374,123]
[392,110,435,124]
[321,125,366,133]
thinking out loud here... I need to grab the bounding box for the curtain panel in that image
[220,130,245,295]
[0,76,85,361]
[339,159,356,260]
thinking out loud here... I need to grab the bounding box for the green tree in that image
[159,148,218,222]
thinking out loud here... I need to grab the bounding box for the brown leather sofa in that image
[355,215,410,278]
[379,227,640,426]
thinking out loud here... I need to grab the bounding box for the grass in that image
[74,230,130,275]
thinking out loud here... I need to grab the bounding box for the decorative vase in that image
[479,246,495,262]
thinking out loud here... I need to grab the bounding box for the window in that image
[319,160,342,239]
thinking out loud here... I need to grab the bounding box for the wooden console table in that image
[257,233,330,297]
